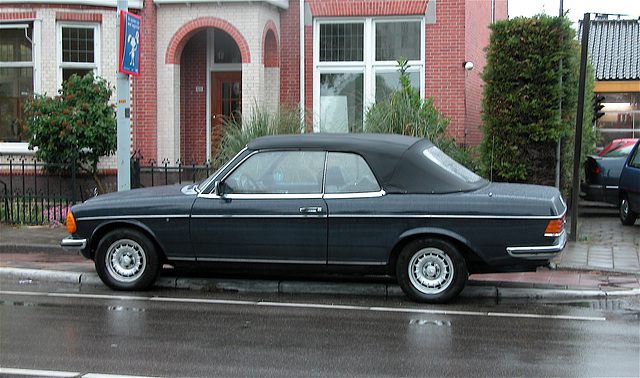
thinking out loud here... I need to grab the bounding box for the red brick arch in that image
[165,17,250,64]
[262,20,279,68]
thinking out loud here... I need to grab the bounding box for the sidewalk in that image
[1,203,639,300]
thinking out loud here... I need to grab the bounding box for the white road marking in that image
[0,367,158,378]
[0,290,607,322]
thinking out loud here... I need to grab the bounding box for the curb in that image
[2,267,639,300]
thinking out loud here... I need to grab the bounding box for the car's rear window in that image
[422,146,484,185]
[601,144,634,158]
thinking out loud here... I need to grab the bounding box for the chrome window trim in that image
[323,190,386,199]
[198,149,388,200]
[223,193,325,200]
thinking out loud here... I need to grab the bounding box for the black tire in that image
[95,228,160,290]
[620,194,638,226]
[396,238,468,303]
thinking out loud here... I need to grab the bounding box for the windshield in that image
[422,146,484,184]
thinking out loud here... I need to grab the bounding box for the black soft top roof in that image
[248,133,488,194]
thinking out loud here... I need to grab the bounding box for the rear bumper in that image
[506,230,567,260]
[580,182,618,204]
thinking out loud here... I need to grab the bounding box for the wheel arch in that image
[87,220,167,263]
[387,228,486,275]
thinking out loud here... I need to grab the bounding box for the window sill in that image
[0,142,36,155]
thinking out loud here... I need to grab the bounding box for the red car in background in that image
[599,138,639,156]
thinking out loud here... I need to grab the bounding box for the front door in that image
[211,71,241,149]
[190,150,328,264]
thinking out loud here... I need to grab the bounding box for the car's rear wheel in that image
[620,194,638,226]
[95,229,160,290]
[396,238,468,303]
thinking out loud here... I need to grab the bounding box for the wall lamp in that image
[463,61,474,71]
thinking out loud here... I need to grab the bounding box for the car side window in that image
[325,152,380,194]
[223,150,325,194]
[629,146,640,169]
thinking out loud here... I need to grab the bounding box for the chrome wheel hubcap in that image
[408,247,454,294]
[621,199,629,217]
[106,239,146,283]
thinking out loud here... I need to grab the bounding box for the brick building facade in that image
[1,0,507,167]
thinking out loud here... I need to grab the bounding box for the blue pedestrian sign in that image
[119,10,141,76]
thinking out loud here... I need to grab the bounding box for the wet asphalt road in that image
[1,280,639,377]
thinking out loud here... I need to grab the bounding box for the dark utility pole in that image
[570,13,590,242]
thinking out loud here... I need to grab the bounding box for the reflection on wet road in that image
[1,281,638,377]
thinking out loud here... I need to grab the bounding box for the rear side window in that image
[325,152,380,194]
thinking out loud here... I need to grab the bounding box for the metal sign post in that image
[116,0,130,191]
[570,13,590,241]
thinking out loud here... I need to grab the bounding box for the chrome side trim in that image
[76,213,565,222]
[191,214,326,219]
[327,261,387,266]
[506,230,567,259]
[166,257,197,262]
[196,257,325,264]
[75,214,189,222]
[61,237,87,250]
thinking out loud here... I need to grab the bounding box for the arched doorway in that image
[175,24,245,164]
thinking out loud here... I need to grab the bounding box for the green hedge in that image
[479,15,596,194]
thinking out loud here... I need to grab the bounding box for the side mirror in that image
[214,181,230,201]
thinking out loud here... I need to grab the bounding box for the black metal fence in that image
[0,156,77,226]
[131,157,217,189]
[1,155,219,225]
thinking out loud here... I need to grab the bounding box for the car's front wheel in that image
[620,194,638,226]
[396,238,468,303]
[95,229,160,290]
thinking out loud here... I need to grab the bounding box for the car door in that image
[620,142,640,210]
[190,150,328,263]
[323,152,393,265]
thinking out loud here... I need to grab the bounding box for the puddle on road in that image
[410,319,451,327]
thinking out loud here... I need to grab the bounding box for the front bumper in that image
[506,230,567,260]
[61,236,87,253]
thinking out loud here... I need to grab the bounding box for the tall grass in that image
[214,104,306,166]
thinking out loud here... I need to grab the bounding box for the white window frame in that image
[0,21,41,153]
[57,21,100,89]
[313,16,425,132]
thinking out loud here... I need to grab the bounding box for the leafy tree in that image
[364,59,473,167]
[23,73,116,193]
[479,15,596,193]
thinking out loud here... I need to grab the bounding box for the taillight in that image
[544,215,565,236]
[66,211,77,234]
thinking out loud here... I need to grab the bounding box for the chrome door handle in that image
[299,206,322,213]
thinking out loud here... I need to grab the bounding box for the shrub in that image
[479,15,597,194]
[364,59,473,168]
[23,72,116,193]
